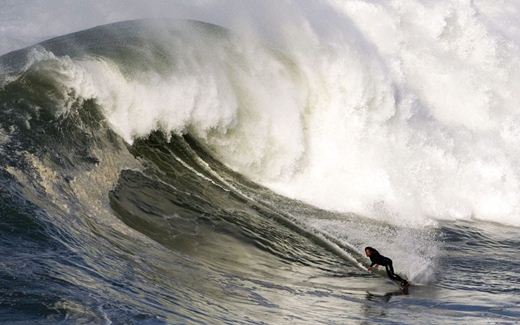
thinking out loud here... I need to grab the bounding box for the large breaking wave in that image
[3,8,520,227]
[2,3,520,322]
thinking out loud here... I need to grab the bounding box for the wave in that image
[0,18,439,284]
[2,16,520,227]
[0,18,513,296]
[1,4,520,322]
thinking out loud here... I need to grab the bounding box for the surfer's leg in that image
[386,262,405,282]
[385,264,397,280]
[384,264,392,278]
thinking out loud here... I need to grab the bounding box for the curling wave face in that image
[3,10,520,228]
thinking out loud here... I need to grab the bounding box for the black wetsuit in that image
[369,250,406,284]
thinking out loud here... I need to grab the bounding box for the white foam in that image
[8,1,520,228]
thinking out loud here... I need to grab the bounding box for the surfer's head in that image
[364,247,376,257]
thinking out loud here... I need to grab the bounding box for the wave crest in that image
[2,17,520,227]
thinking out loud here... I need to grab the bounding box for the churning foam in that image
[12,1,520,228]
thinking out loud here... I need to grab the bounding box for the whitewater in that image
[1,0,520,324]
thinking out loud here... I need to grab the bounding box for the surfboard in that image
[394,279,411,291]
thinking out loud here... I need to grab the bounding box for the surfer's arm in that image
[368,263,378,271]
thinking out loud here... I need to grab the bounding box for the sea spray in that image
[4,12,519,227]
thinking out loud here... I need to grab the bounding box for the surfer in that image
[365,247,409,287]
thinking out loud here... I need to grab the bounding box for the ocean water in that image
[1,2,520,324]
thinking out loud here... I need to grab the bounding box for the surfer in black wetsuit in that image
[365,247,408,286]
